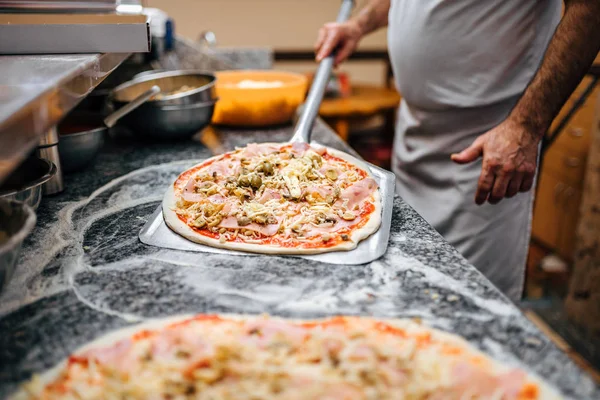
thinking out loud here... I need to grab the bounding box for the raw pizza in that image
[14,314,562,400]
[163,142,381,254]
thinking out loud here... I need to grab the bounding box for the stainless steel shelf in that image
[0,52,130,184]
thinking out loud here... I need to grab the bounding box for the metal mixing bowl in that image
[0,198,36,292]
[112,70,216,106]
[58,116,106,173]
[0,158,56,210]
[114,100,217,140]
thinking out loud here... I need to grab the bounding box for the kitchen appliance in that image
[0,198,36,292]
[0,12,150,54]
[0,1,119,13]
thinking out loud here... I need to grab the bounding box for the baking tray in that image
[139,161,395,265]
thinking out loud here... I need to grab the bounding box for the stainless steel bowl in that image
[112,70,217,107]
[0,198,36,292]
[114,100,217,140]
[0,158,56,210]
[58,116,106,173]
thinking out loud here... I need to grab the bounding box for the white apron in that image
[387,0,562,301]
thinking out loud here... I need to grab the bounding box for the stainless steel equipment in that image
[113,100,217,140]
[0,1,118,12]
[0,157,54,210]
[112,70,216,107]
[36,127,64,195]
[0,198,36,292]
[58,124,105,173]
[0,53,130,186]
[55,85,160,172]
[110,70,218,139]
[0,12,150,54]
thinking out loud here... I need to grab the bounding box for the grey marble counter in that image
[0,122,597,399]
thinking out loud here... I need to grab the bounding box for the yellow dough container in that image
[212,70,308,127]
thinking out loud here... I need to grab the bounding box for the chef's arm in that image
[452,0,600,205]
[315,0,390,65]
[354,0,391,36]
[508,0,600,138]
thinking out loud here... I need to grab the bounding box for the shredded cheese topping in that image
[17,315,546,400]
[173,143,378,246]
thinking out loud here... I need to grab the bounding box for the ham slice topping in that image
[242,143,279,158]
[339,178,378,208]
[182,178,204,202]
[219,216,281,236]
[305,185,334,200]
[257,189,282,204]
[290,142,311,157]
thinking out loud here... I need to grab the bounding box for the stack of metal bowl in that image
[0,157,56,210]
[110,70,218,140]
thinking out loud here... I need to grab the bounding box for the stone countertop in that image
[0,122,597,399]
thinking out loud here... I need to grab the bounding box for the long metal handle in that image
[291,0,355,143]
[104,85,161,128]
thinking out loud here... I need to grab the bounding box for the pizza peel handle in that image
[290,0,355,144]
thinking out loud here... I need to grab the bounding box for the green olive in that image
[238,175,250,187]
[263,162,274,175]
[250,174,262,189]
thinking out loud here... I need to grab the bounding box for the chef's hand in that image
[450,119,540,205]
[315,21,363,67]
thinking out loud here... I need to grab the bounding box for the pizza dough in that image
[163,142,382,255]
[12,314,562,400]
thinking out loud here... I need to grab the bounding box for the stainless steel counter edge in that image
[0,52,131,184]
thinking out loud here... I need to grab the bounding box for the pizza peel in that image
[140,0,396,264]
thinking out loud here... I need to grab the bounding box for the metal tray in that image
[139,161,395,265]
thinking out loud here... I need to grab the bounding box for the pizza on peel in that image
[14,314,562,400]
[163,142,382,254]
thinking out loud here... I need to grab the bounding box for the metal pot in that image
[111,99,217,140]
[58,122,106,173]
[0,157,56,210]
[112,70,216,107]
[0,198,36,292]
[55,85,161,173]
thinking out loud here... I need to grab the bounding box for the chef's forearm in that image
[354,0,390,36]
[509,0,600,140]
